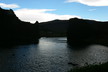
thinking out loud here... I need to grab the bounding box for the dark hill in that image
[0,8,40,47]
[39,20,69,37]
[67,18,108,47]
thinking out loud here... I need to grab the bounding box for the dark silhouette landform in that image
[1,7,108,47]
[39,20,68,37]
[67,18,108,47]
[0,8,40,47]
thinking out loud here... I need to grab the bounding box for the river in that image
[0,37,108,72]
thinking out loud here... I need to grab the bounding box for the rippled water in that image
[0,37,108,72]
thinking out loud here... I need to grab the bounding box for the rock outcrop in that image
[0,8,40,47]
[67,18,108,46]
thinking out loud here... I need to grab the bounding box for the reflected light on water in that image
[0,38,108,72]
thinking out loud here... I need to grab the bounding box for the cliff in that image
[0,8,40,47]
[67,18,108,47]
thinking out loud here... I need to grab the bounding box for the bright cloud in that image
[14,8,81,23]
[0,3,19,8]
[65,0,108,6]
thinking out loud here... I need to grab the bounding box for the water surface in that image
[0,37,108,72]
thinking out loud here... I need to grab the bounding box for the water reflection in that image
[67,44,108,66]
[0,37,108,72]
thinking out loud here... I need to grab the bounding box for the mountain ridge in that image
[0,7,40,47]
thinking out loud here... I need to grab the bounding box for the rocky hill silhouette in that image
[1,7,108,47]
[67,18,108,47]
[0,8,40,47]
[39,19,69,37]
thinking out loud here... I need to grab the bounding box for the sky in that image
[0,0,108,23]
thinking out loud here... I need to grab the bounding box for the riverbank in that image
[69,62,108,72]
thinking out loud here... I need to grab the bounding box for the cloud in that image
[88,9,96,11]
[0,3,19,8]
[14,8,81,23]
[65,0,108,6]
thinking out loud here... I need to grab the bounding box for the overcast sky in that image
[0,0,108,23]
